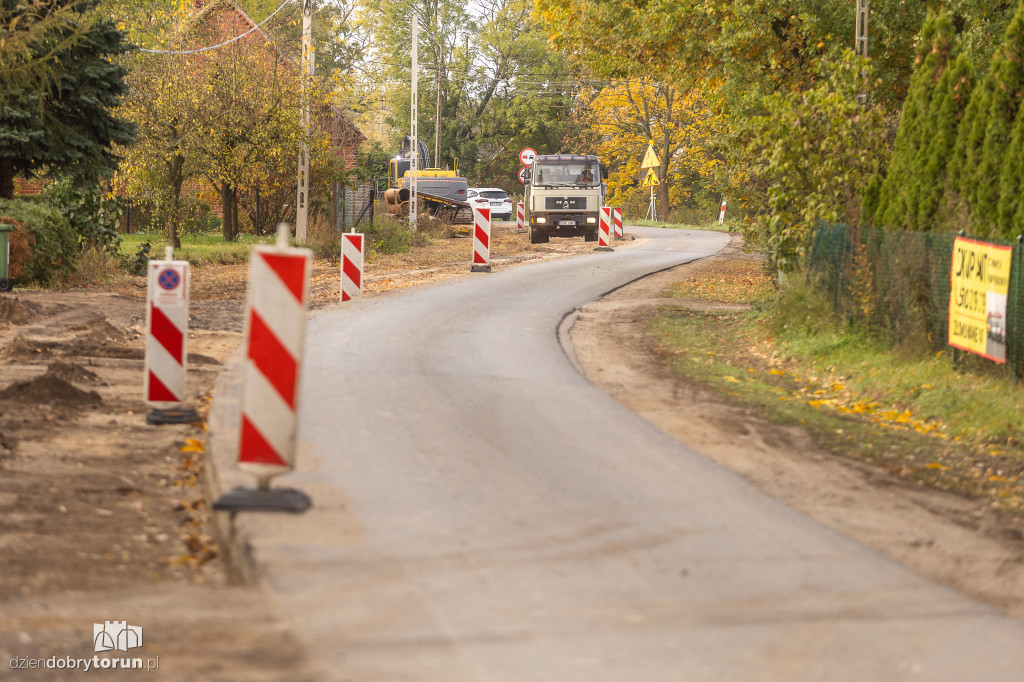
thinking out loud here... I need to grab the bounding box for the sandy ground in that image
[1,226,1022,680]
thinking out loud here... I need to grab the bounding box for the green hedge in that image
[0,199,78,285]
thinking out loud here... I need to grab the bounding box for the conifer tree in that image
[996,101,1024,237]
[873,12,956,230]
[947,72,995,223]
[0,0,135,199]
[970,7,1024,237]
[916,54,975,230]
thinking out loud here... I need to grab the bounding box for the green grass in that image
[121,231,278,267]
[650,267,1024,515]
[626,218,725,231]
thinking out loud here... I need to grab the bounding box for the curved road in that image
[226,227,1024,681]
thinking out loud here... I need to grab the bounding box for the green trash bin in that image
[0,223,13,292]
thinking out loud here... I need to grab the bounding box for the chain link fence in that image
[806,223,1024,377]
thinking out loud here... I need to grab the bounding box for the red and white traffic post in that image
[718,197,727,224]
[214,224,312,513]
[341,230,364,302]
[612,207,623,240]
[516,202,526,233]
[144,247,199,425]
[471,206,492,272]
[596,206,614,251]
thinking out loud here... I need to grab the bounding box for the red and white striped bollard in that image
[471,207,492,272]
[718,197,727,224]
[341,230,364,302]
[516,202,526,233]
[144,247,199,425]
[215,224,312,513]
[596,206,613,251]
[612,207,623,240]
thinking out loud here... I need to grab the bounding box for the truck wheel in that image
[584,227,598,242]
[530,227,549,244]
[0,279,12,293]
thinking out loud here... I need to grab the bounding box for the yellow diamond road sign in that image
[641,169,660,187]
[641,144,660,169]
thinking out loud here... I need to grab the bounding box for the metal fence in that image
[806,223,1024,377]
[332,182,375,231]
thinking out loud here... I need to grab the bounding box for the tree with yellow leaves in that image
[583,80,725,221]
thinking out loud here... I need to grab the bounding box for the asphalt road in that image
[225,227,1024,681]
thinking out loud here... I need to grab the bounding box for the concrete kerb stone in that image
[203,347,258,585]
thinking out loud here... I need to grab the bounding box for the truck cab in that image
[527,154,605,244]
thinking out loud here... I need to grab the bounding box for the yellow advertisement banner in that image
[948,236,1013,363]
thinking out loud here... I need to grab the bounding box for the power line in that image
[137,0,292,55]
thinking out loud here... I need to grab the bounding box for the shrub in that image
[0,199,77,285]
[43,177,123,255]
[364,217,429,258]
[745,51,888,274]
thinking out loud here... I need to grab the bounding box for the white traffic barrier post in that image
[471,206,492,272]
[595,206,614,251]
[516,202,526,233]
[214,224,312,513]
[718,197,727,224]
[144,246,199,425]
[613,207,624,240]
[341,230,364,302]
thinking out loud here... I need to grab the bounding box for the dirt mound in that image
[46,361,103,385]
[71,318,126,345]
[1,335,55,360]
[0,372,102,407]
[0,297,42,325]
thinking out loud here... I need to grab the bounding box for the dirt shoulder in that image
[571,234,1024,619]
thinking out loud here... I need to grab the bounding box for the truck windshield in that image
[532,161,601,188]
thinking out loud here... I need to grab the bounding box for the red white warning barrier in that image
[599,206,612,247]
[718,197,727,224]
[516,202,526,232]
[145,248,190,409]
[238,227,312,485]
[341,231,364,302]
[612,207,623,239]
[472,207,492,272]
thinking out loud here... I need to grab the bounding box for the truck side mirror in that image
[600,166,608,180]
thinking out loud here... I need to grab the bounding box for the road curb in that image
[203,347,259,585]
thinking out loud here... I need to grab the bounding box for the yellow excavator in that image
[384,137,473,223]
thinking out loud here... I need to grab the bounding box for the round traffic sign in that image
[158,268,181,291]
[518,166,529,184]
[519,148,537,165]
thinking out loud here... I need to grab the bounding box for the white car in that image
[467,187,513,221]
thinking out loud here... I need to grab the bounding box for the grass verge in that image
[627,218,726,231]
[651,259,1024,515]
[121,231,275,267]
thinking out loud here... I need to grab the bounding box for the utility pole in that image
[435,59,442,170]
[855,0,869,106]
[410,14,419,230]
[855,0,869,58]
[295,0,313,244]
